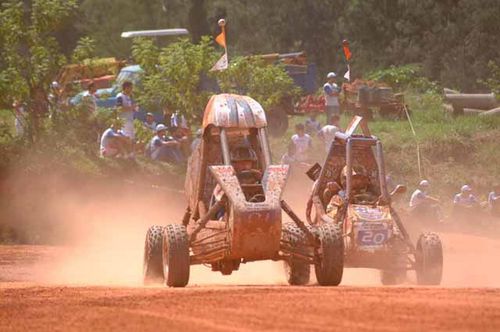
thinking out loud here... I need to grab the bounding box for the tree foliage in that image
[217,56,298,110]
[78,0,500,92]
[132,37,297,121]
[132,36,218,120]
[0,0,78,138]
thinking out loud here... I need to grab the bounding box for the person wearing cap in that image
[143,113,157,132]
[409,180,441,220]
[488,185,500,217]
[323,72,341,123]
[149,124,183,163]
[452,184,480,222]
[99,119,133,158]
[453,185,478,207]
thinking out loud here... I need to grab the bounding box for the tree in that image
[0,0,78,140]
[132,36,218,121]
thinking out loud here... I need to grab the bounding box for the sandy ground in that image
[1,231,500,332]
[2,174,500,331]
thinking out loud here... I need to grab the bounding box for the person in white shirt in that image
[409,180,441,221]
[318,115,341,152]
[323,72,340,123]
[291,123,312,162]
[116,81,138,139]
[453,185,478,207]
[452,184,480,223]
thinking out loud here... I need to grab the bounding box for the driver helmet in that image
[341,165,369,188]
[230,146,257,162]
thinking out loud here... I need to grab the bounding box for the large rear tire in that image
[416,232,443,285]
[282,223,311,285]
[143,225,165,285]
[315,223,344,286]
[162,224,190,287]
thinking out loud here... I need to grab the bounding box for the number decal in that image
[358,230,387,246]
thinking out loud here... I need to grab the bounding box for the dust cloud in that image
[2,168,500,288]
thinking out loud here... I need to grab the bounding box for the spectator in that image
[409,180,442,222]
[323,72,341,123]
[191,128,203,152]
[81,81,98,114]
[304,113,321,135]
[100,119,133,158]
[452,185,480,222]
[143,113,157,132]
[291,123,312,162]
[171,110,188,129]
[488,184,500,217]
[171,125,190,158]
[318,115,341,152]
[116,81,138,139]
[150,124,184,163]
[12,100,26,136]
[453,185,478,207]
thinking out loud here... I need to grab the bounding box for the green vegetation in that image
[270,90,500,201]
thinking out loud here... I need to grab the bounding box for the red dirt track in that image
[1,245,500,331]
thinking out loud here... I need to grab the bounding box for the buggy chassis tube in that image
[281,200,319,246]
[220,128,231,165]
[375,141,390,201]
[259,128,272,168]
[190,198,226,242]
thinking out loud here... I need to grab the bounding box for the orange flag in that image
[215,29,226,49]
[343,45,352,61]
[342,39,352,61]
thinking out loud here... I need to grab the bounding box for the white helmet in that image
[461,184,472,192]
[327,72,337,79]
[419,180,430,187]
[155,124,168,132]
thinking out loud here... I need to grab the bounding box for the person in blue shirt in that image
[149,124,184,163]
[323,72,341,123]
[452,184,481,223]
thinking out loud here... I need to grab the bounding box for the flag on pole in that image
[342,39,352,61]
[210,53,228,72]
[215,28,226,49]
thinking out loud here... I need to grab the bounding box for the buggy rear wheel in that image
[282,223,311,285]
[162,224,190,287]
[143,225,165,285]
[315,223,344,286]
[416,232,443,285]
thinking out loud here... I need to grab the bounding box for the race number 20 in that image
[357,230,387,246]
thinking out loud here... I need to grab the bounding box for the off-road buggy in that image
[306,116,443,285]
[143,94,342,287]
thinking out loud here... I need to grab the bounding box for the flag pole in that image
[218,18,228,62]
